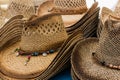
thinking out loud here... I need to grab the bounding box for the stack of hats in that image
[0,0,99,80]
[37,0,100,37]
[71,0,120,80]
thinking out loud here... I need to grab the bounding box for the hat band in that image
[14,48,58,66]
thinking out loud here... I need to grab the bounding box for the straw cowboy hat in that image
[97,0,120,37]
[0,0,24,29]
[7,0,36,19]
[71,14,120,80]
[37,0,100,36]
[114,0,120,16]
[37,0,87,26]
[97,7,113,37]
[0,12,84,80]
[37,0,88,27]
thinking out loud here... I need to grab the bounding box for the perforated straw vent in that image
[20,14,68,53]
[51,0,88,14]
[54,0,86,9]
[8,0,35,18]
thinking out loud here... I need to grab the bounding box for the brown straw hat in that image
[50,0,88,15]
[37,0,89,27]
[0,14,87,80]
[97,7,113,37]
[71,15,120,79]
[97,0,120,37]
[7,0,35,19]
[37,0,99,37]
[114,0,120,17]
[0,13,69,79]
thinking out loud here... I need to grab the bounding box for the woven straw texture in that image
[0,1,100,79]
[0,30,83,80]
[8,0,35,18]
[0,20,82,80]
[94,17,120,67]
[12,1,99,38]
[97,7,113,37]
[50,0,88,14]
[0,13,70,79]
[0,8,7,27]
[37,1,85,27]
[114,0,120,17]
[20,14,68,53]
[97,0,120,37]
[71,38,120,80]
[66,2,99,37]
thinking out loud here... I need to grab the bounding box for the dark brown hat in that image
[71,16,120,79]
[72,39,120,80]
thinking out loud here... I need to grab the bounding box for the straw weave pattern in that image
[95,19,120,66]
[114,0,120,17]
[72,38,120,80]
[52,0,87,14]
[20,15,68,53]
[8,0,35,18]
[54,0,86,9]
[0,9,7,27]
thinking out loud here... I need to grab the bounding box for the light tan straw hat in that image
[37,0,100,37]
[37,0,88,27]
[0,15,83,80]
[0,13,68,79]
[114,0,120,17]
[71,14,120,80]
[7,0,35,19]
[50,0,88,15]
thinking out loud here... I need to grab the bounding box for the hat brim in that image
[71,69,79,80]
[0,26,83,79]
[71,38,120,80]
[0,41,58,79]
[0,15,23,29]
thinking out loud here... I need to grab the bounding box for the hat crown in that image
[99,19,120,54]
[51,0,87,14]
[54,0,86,9]
[8,0,35,18]
[20,14,68,53]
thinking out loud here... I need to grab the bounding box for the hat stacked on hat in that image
[0,0,100,79]
[0,12,84,79]
[0,15,24,49]
[71,3,120,80]
[7,0,35,18]
[37,0,100,37]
